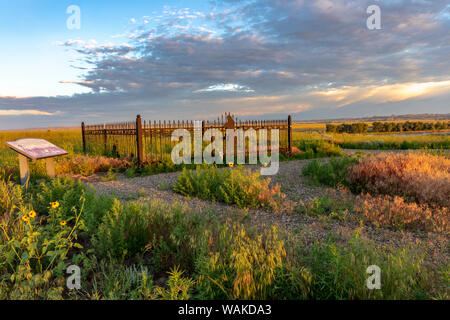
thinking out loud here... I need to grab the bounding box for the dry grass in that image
[356,194,449,234]
[347,153,450,207]
[57,155,131,176]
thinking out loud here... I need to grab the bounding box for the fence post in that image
[288,115,293,153]
[81,122,86,154]
[103,124,107,154]
[136,115,144,166]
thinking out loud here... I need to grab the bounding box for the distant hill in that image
[0,126,80,132]
[296,113,450,124]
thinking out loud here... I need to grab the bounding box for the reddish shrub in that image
[355,194,449,234]
[347,153,450,207]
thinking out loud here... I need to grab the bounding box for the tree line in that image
[326,123,369,133]
[326,121,450,134]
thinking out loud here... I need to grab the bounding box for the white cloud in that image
[0,109,60,116]
[195,83,255,93]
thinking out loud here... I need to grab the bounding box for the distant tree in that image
[326,124,338,133]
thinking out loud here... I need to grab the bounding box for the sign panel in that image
[5,138,68,160]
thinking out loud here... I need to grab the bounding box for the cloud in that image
[311,80,450,107]
[195,83,255,93]
[0,109,60,116]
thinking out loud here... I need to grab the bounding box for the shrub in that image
[31,178,86,217]
[93,200,152,259]
[302,155,360,187]
[93,200,201,272]
[174,165,286,212]
[347,153,450,207]
[355,194,449,233]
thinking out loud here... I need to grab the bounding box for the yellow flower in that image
[25,273,32,280]
[228,162,234,167]
[51,201,60,209]
[264,163,268,167]
[28,210,36,218]
[22,215,29,222]
[60,220,67,227]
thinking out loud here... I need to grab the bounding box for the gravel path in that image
[86,158,328,205]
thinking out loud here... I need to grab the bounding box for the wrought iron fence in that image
[82,113,292,165]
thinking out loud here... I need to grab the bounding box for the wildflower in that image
[28,210,36,218]
[51,201,60,209]
[25,273,32,280]
[22,215,29,222]
[60,220,67,227]
[228,162,234,167]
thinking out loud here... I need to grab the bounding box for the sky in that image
[0,0,449,129]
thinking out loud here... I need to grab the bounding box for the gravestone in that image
[5,138,68,185]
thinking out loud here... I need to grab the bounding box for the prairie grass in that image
[306,232,435,300]
[292,131,450,150]
[355,194,449,234]
[348,153,450,207]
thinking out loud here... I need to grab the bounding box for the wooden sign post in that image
[5,138,68,185]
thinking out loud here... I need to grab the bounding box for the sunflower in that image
[228,162,234,167]
[51,201,60,209]
[22,215,30,222]
[28,210,36,218]
[60,220,67,227]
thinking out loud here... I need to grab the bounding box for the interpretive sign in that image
[5,138,68,185]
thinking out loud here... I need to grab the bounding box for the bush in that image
[174,165,286,212]
[93,200,153,259]
[347,153,450,207]
[30,177,113,234]
[93,200,201,272]
[302,155,360,187]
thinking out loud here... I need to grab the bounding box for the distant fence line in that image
[81,114,293,165]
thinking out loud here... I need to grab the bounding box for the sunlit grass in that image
[292,131,450,149]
